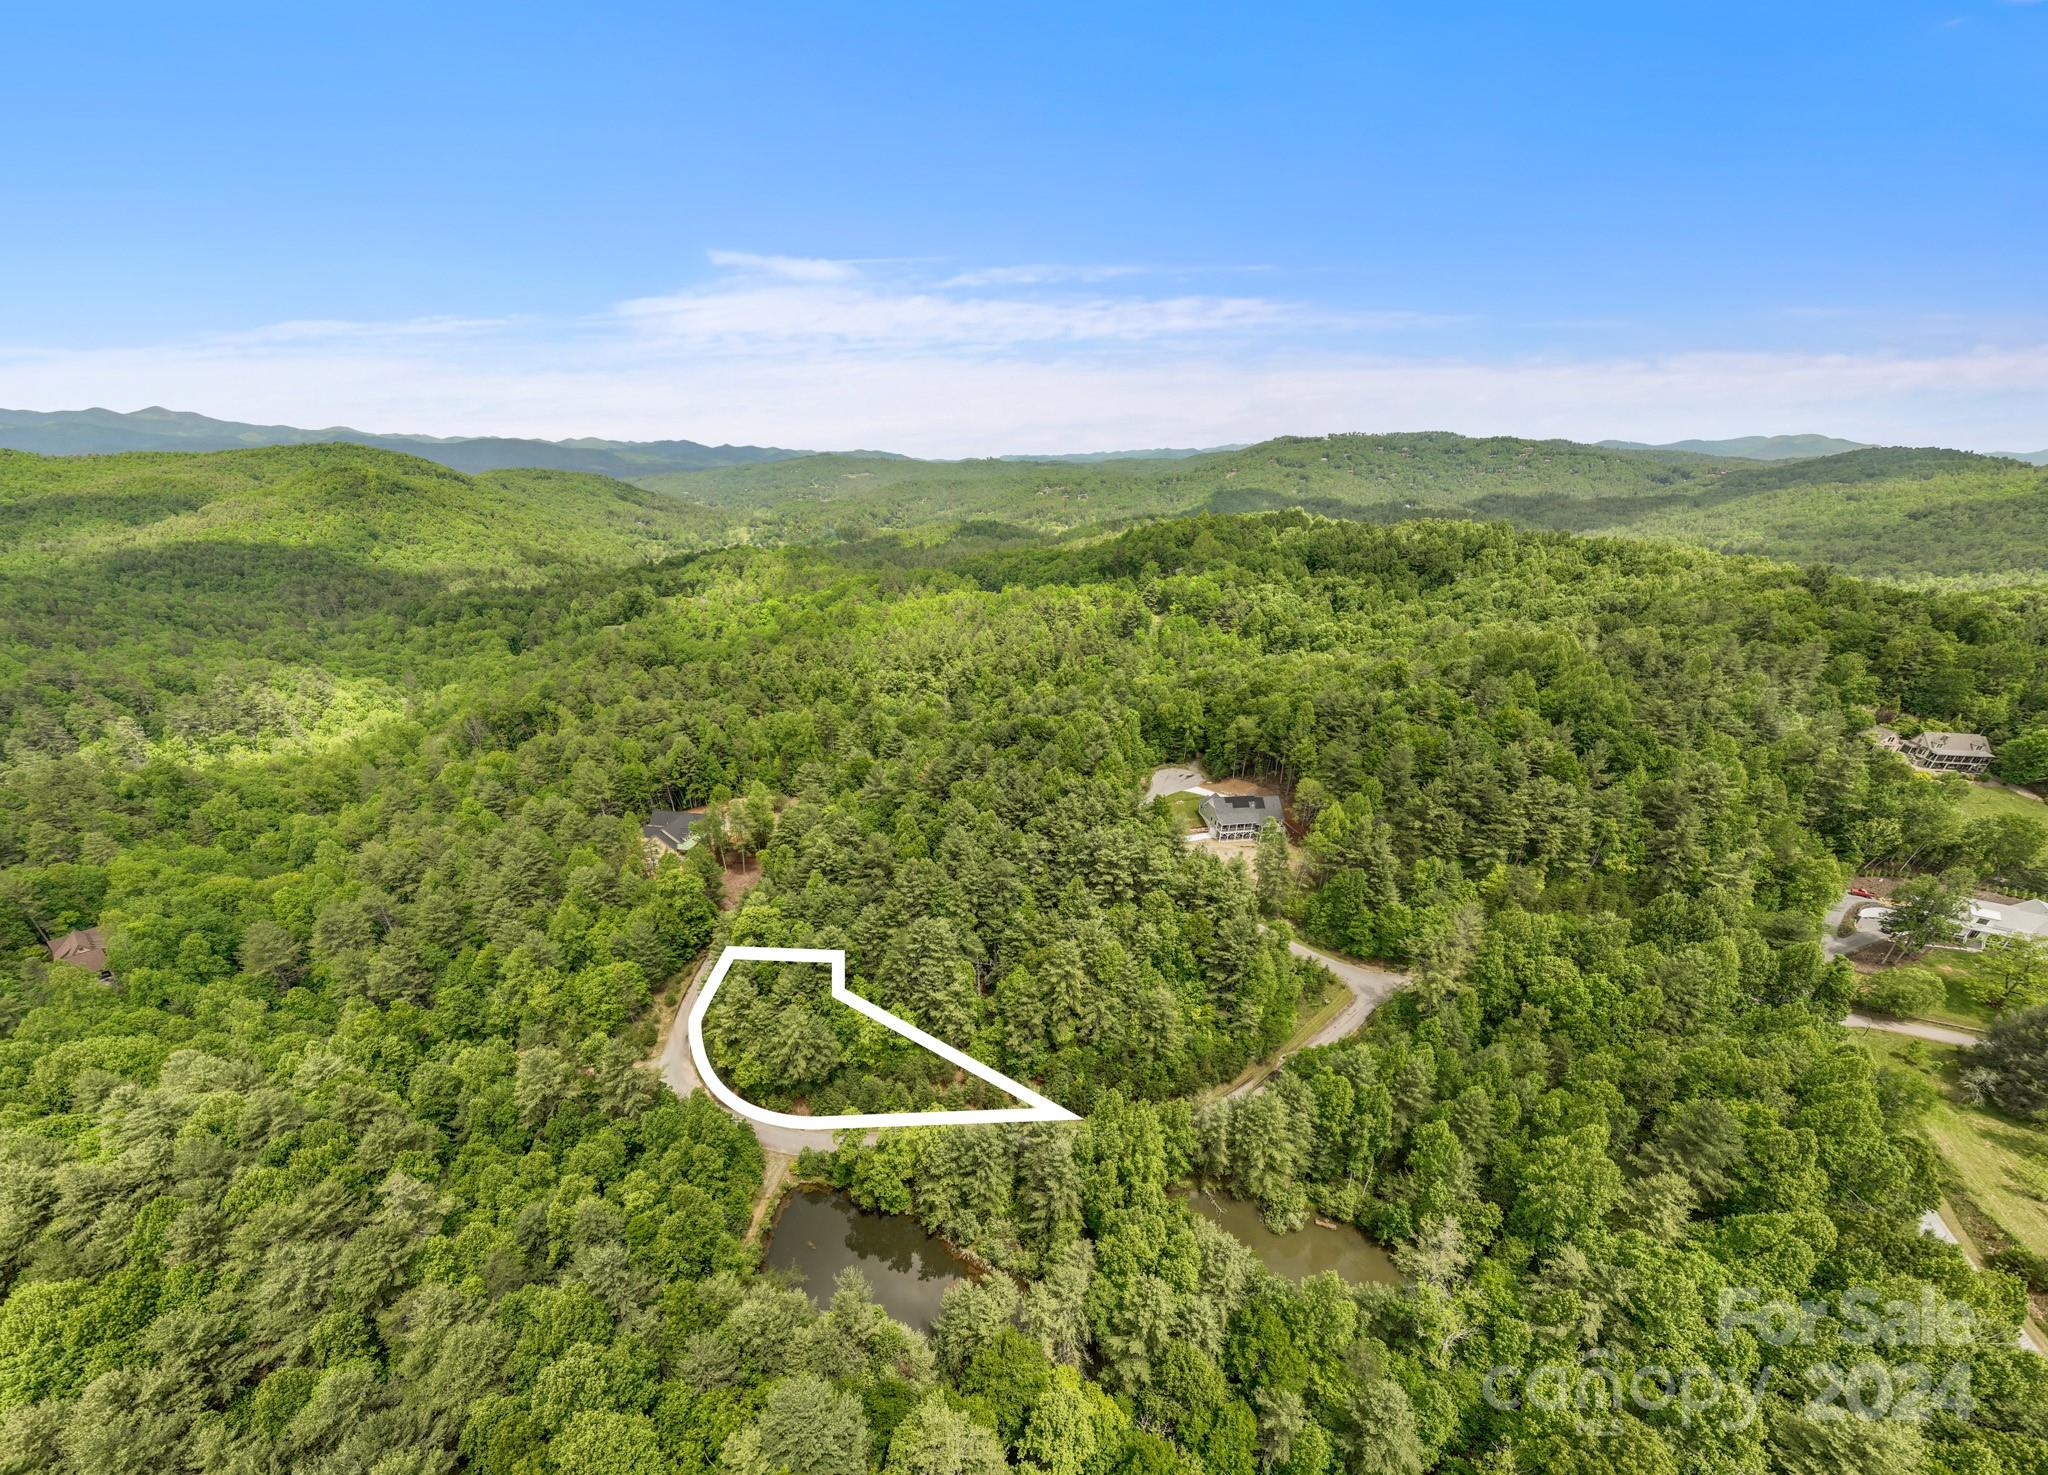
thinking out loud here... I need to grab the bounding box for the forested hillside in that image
[0,446,727,765]
[1613,449,2048,582]
[641,433,1726,545]
[3,446,2048,1472]
[653,435,2048,584]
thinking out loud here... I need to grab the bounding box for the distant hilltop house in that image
[1200,793,1285,841]
[642,808,705,860]
[1869,726,1994,776]
[45,926,111,982]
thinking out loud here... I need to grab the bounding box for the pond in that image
[760,1189,973,1330]
[1181,1188,1401,1286]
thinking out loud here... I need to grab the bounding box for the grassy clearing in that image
[1156,790,1205,833]
[1923,954,1998,1031]
[1856,945,2040,1033]
[1853,1032,2048,1259]
[1954,780,2048,827]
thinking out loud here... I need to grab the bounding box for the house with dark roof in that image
[1199,793,1285,840]
[642,808,705,859]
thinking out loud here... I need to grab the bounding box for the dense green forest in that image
[650,436,2048,585]
[4,443,2048,1473]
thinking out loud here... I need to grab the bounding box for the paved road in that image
[653,949,849,1154]
[1287,939,1407,1046]
[1824,891,1890,959]
[1221,939,1408,1100]
[1146,764,1211,804]
[1843,1012,1987,1048]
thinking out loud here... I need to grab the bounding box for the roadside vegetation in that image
[1857,1033,2048,1279]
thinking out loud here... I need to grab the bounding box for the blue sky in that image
[3,1,2043,454]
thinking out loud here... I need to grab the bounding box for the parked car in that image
[1849,887,1878,899]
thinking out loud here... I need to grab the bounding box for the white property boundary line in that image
[686,946,1079,1129]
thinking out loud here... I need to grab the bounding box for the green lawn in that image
[1954,780,2048,827]
[1155,790,1205,833]
[1924,952,2000,1031]
[1853,1033,2048,1260]
[1857,945,2040,1034]
[1857,953,1994,1032]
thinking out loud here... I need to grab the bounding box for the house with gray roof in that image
[1900,731,1995,775]
[1199,793,1285,840]
[642,808,705,858]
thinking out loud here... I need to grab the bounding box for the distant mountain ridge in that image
[1598,433,1873,460]
[995,445,1244,464]
[644,434,2048,585]
[0,405,807,476]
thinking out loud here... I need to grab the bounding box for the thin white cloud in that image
[615,281,1295,349]
[216,315,514,346]
[607,252,1430,350]
[0,256,2041,455]
[940,263,1152,288]
[703,250,860,282]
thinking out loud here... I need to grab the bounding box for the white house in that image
[1869,726,1996,776]
[1863,896,2048,951]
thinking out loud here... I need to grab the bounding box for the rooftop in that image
[1912,731,1993,758]
[1200,793,1284,824]
[46,926,109,975]
[643,808,705,851]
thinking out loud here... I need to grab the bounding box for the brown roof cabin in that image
[46,926,112,980]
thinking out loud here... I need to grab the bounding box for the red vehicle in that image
[1848,887,1878,899]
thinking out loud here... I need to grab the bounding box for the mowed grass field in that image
[1857,948,2004,1033]
[1154,790,1206,833]
[1854,1032,2048,1259]
[1955,779,2048,827]
[1924,951,2000,1032]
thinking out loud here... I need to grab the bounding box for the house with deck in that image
[1901,731,1995,775]
[1871,726,1995,775]
[1200,793,1285,841]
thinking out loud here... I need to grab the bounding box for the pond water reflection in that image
[1181,1188,1401,1285]
[760,1189,972,1331]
